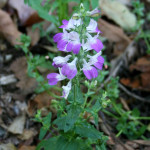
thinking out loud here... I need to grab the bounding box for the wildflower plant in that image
[36,4,109,150]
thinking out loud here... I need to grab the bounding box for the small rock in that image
[8,115,26,134]
[0,143,17,150]
[0,74,17,85]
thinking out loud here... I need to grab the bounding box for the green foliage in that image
[68,85,84,104]
[91,0,99,9]
[132,0,145,31]
[36,137,58,150]
[75,123,102,140]
[54,104,82,132]
[16,34,57,94]
[34,111,52,140]
[24,0,58,24]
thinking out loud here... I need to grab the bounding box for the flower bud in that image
[91,80,97,88]
[72,13,80,20]
[80,3,85,13]
[87,8,100,17]
[84,80,90,87]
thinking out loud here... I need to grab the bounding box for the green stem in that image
[74,84,76,103]
[83,87,91,107]
[116,129,123,137]
[102,109,119,119]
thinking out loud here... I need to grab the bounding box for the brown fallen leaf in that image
[18,145,36,150]
[130,55,150,72]
[10,57,38,96]
[28,91,60,116]
[121,55,150,91]
[98,19,131,54]
[8,0,36,25]
[0,9,21,45]
[120,77,140,89]
[27,26,40,46]
[141,72,150,90]
[18,129,37,140]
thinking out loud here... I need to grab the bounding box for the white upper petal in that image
[87,51,102,65]
[53,55,71,65]
[62,80,72,99]
[86,19,97,33]
[82,59,92,71]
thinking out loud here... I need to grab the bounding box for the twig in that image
[99,111,129,150]
[119,83,150,103]
[97,60,123,91]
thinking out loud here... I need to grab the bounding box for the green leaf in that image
[42,112,52,127]
[39,127,47,140]
[54,105,82,132]
[39,112,52,140]
[132,108,140,117]
[36,137,57,150]
[75,123,102,140]
[24,0,57,24]
[56,136,81,150]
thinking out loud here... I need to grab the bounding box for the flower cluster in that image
[47,7,104,99]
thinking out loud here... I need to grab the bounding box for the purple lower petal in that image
[94,62,103,70]
[91,39,103,52]
[72,44,81,54]
[97,56,104,63]
[67,69,77,79]
[53,33,63,43]
[57,40,67,51]
[62,64,70,76]
[62,64,77,79]
[62,20,69,25]
[90,67,98,78]
[83,70,92,80]
[66,42,73,52]
[47,73,58,79]
[48,78,58,85]
[47,73,59,85]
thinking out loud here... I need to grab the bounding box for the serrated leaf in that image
[24,0,57,24]
[39,112,52,140]
[55,136,90,150]
[36,137,57,150]
[39,127,47,140]
[75,123,102,140]
[54,105,82,132]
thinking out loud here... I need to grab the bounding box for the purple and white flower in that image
[82,59,98,80]
[59,18,81,30]
[61,80,72,99]
[55,30,70,51]
[62,58,78,79]
[53,30,81,54]
[47,68,66,85]
[87,51,104,70]
[85,33,103,52]
[86,19,100,33]
[66,31,81,54]
[52,55,71,68]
